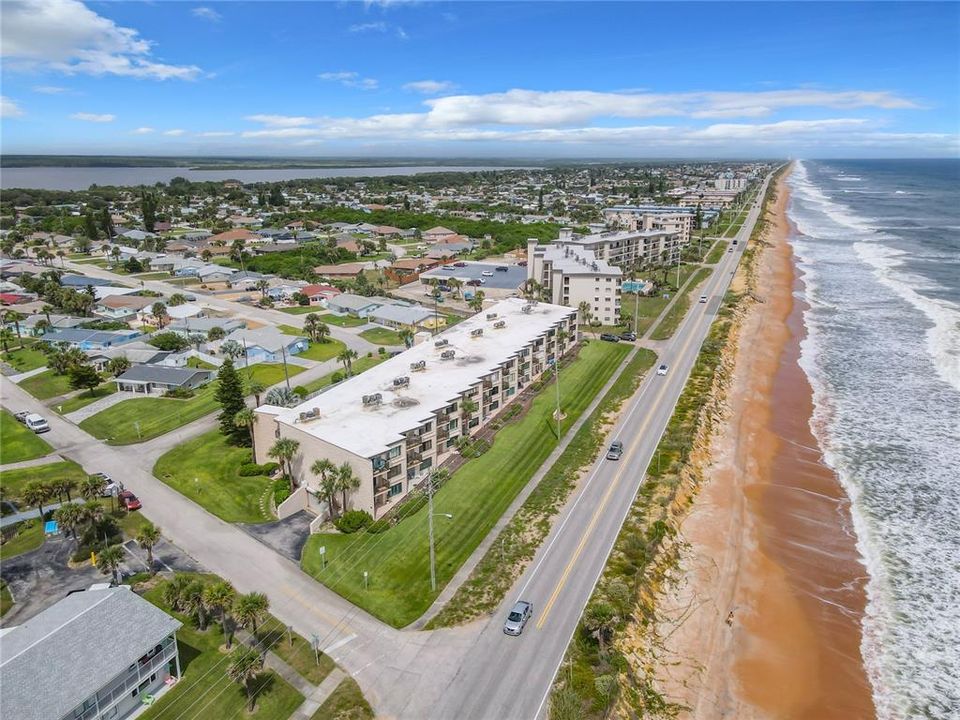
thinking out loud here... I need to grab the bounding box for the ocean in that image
[788,160,960,719]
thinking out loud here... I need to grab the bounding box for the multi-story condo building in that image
[714,175,748,191]
[526,239,622,325]
[0,586,182,720]
[254,298,578,518]
[546,227,682,271]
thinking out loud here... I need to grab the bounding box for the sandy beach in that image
[657,168,876,719]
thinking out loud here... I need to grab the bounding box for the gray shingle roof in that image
[0,587,181,720]
[117,364,213,386]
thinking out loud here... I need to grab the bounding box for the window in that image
[387,464,401,479]
[388,445,401,459]
[419,458,433,471]
[469,417,480,428]
[388,483,403,498]
[446,437,459,449]
[448,419,458,430]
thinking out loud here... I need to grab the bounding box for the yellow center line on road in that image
[534,265,725,630]
[281,582,356,633]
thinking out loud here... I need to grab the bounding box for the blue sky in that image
[1,1,957,158]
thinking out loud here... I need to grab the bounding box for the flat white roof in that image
[538,244,621,276]
[261,297,576,458]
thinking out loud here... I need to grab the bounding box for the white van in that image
[24,413,50,434]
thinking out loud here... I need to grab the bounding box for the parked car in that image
[732,239,739,245]
[118,490,142,511]
[437,284,452,292]
[481,270,494,277]
[14,411,30,423]
[606,440,624,460]
[600,333,620,342]
[91,472,124,497]
[620,331,637,342]
[699,295,708,304]
[503,600,533,636]
[495,266,509,272]
[453,261,467,267]
[518,260,528,267]
[24,413,50,434]
[466,279,482,286]
[657,364,669,376]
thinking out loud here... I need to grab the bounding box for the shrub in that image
[366,519,391,534]
[272,479,291,507]
[262,462,280,475]
[238,463,264,477]
[163,387,195,399]
[292,385,307,397]
[394,491,427,522]
[331,371,344,384]
[334,510,373,534]
[378,347,386,356]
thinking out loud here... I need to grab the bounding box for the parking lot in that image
[421,261,526,291]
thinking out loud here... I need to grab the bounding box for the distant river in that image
[0,165,536,191]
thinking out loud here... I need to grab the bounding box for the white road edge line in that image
[323,632,358,655]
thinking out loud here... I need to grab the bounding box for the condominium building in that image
[548,227,682,270]
[0,586,181,720]
[602,206,698,244]
[253,298,578,518]
[526,239,622,325]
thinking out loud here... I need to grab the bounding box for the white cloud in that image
[396,26,409,41]
[32,85,67,94]
[1,96,25,118]
[192,7,222,23]
[2,0,202,80]
[404,80,456,95]
[198,131,235,137]
[349,22,386,33]
[163,129,186,136]
[319,71,378,90]
[241,127,323,139]
[244,114,313,127]
[70,112,114,122]
[131,126,155,134]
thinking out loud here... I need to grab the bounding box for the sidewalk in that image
[64,391,139,423]
[0,453,63,471]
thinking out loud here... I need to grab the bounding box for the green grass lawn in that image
[0,410,53,464]
[258,616,335,685]
[300,355,386,395]
[0,581,13,616]
[55,382,117,414]
[139,576,305,720]
[317,313,367,328]
[1,341,48,373]
[301,341,630,627]
[280,305,320,315]
[620,263,704,337]
[153,431,274,524]
[18,368,73,399]
[358,327,404,346]
[81,364,303,445]
[0,460,87,502]
[186,357,217,369]
[0,518,45,560]
[277,324,303,335]
[298,339,347,362]
[651,268,713,341]
[705,240,728,264]
[311,678,374,720]
[132,271,174,280]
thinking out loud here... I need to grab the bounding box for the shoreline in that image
[657,168,876,718]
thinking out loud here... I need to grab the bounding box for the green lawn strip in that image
[153,430,273,524]
[0,581,13,616]
[132,271,174,280]
[705,240,728,264]
[0,409,53,464]
[81,364,303,445]
[1,342,48,373]
[277,324,303,335]
[650,268,712,341]
[138,576,305,720]
[428,348,658,628]
[280,306,320,315]
[0,460,87,502]
[358,327,404,346]
[55,382,117,414]
[310,678,374,720]
[298,339,347,362]
[18,368,73,399]
[300,355,386,395]
[258,616,335,685]
[316,313,367,328]
[301,342,630,627]
[186,357,217,369]
[0,518,45,560]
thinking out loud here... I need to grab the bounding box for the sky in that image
[1,0,958,158]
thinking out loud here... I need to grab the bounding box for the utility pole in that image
[427,472,453,592]
[633,289,640,335]
[553,358,561,439]
[280,343,291,390]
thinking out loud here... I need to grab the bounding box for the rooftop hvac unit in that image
[362,393,383,406]
[493,320,506,329]
[486,312,498,320]
[393,376,410,387]
[471,328,484,338]
[297,407,321,422]
[410,360,426,371]
[522,304,533,314]
[440,349,456,360]
[591,262,598,271]
[434,339,449,348]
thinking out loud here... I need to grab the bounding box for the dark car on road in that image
[606,440,624,460]
[503,600,533,636]
[600,333,620,342]
[620,331,637,342]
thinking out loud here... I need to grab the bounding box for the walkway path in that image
[9,365,48,383]
[0,453,64,471]
[63,390,138,423]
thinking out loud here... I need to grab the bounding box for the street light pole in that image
[427,475,453,592]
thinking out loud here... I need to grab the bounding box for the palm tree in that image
[234,408,256,449]
[311,459,339,519]
[577,301,595,338]
[168,293,187,307]
[203,580,237,648]
[337,348,358,376]
[22,480,52,518]
[81,475,106,501]
[255,279,270,298]
[162,573,193,612]
[55,476,78,502]
[303,313,325,343]
[582,601,617,657]
[95,545,125,585]
[227,646,266,713]
[220,339,243,360]
[448,278,463,299]
[248,381,265,406]
[268,438,300,492]
[151,302,168,329]
[136,522,162,574]
[80,499,105,533]
[0,328,15,353]
[233,592,270,642]
[54,502,84,544]
[398,328,414,348]
[2,310,25,348]
[521,278,542,302]
[468,290,485,313]
[335,462,360,516]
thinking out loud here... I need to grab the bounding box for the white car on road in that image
[657,364,669,376]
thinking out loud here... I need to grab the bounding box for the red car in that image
[119,490,142,511]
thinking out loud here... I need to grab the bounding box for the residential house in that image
[300,284,341,305]
[168,317,245,337]
[59,274,115,289]
[220,327,308,364]
[313,262,367,279]
[42,328,141,350]
[208,228,259,246]
[93,295,156,321]
[0,586,182,720]
[196,265,237,283]
[422,226,458,242]
[326,293,383,318]
[20,313,86,336]
[86,342,172,372]
[115,364,214,395]
[369,303,441,331]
